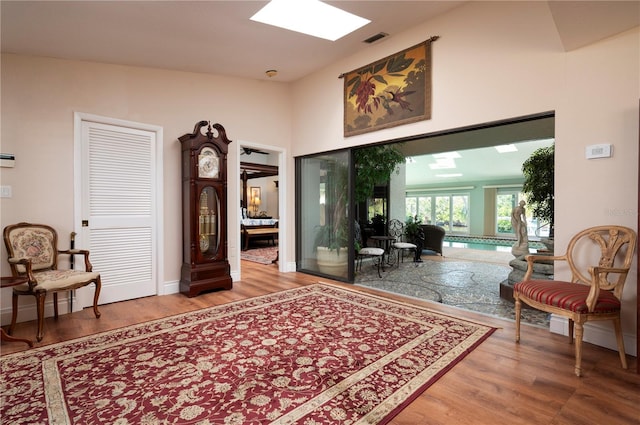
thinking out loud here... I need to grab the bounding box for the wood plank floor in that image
[2,260,639,424]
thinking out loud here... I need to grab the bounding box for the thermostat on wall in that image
[0,153,15,168]
[585,144,612,159]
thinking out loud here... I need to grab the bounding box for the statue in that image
[511,200,530,257]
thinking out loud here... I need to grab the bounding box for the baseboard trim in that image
[550,315,637,357]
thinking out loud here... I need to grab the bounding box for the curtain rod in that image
[338,35,440,79]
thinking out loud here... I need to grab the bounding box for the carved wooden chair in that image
[387,219,419,265]
[3,222,102,341]
[513,225,636,376]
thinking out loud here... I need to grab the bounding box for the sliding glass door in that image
[296,150,353,281]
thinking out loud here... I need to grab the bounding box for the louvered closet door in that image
[79,121,157,305]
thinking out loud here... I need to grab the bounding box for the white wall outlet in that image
[0,185,12,198]
[585,144,612,159]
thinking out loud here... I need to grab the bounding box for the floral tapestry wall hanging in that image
[343,36,438,137]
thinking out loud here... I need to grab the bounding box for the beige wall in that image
[291,2,639,352]
[1,1,638,353]
[0,55,293,319]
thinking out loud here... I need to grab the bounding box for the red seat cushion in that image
[513,280,621,314]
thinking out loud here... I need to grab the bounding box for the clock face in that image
[198,147,219,179]
[199,235,210,252]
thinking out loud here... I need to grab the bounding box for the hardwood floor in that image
[2,260,639,424]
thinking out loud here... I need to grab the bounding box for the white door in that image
[75,117,160,306]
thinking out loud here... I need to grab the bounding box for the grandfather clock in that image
[179,120,232,297]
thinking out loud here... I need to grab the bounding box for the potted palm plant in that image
[521,143,554,247]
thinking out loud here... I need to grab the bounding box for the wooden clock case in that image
[179,120,232,297]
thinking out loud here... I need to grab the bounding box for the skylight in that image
[429,152,460,170]
[250,0,371,41]
[494,144,518,153]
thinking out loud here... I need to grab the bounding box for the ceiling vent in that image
[363,32,389,44]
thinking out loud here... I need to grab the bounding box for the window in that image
[406,193,469,233]
[496,191,520,235]
[496,189,549,238]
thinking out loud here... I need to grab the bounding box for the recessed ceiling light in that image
[494,144,518,153]
[429,159,456,170]
[250,0,371,41]
[433,152,461,159]
[435,173,463,178]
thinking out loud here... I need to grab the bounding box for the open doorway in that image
[393,113,555,250]
[354,113,554,324]
[237,142,287,274]
[296,112,555,324]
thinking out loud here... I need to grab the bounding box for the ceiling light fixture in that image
[429,158,456,170]
[265,69,278,78]
[494,144,518,153]
[435,173,463,178]
[433,152,461,159]
[250,0,371,41]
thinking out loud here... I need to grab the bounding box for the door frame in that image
[73,112,164,309]
[235,141,289,276]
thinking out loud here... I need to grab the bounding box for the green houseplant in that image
[313,158,350,275]
[521,143,554,239]
[313,145,405,276]
[370,214,386,236]
[354,145,405,204]
[404,215,423,243]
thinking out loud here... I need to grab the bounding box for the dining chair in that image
[513,225,636,376]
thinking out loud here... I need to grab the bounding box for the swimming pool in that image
[443,236,545,252]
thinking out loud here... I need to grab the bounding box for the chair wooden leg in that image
[1,327,33,348]
[613,318,628,369]
[568,318,574,343]
[9,292,19,335]
[53,292,59,318]
[35,292,46,342]
[514,298,521,342]
[574,322,584,377]
[92,278,102,318]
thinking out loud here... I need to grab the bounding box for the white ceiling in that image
[404,138,554,187]
[0,1,634,185]
[0,0,465,82]
[2,1,637,83]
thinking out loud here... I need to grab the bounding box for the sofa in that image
[420,224,445,256]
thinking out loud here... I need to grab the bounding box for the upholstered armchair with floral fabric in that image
[3,222,101,341]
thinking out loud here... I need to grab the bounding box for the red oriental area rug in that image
[1,283,495,424]
[241,246,279,264]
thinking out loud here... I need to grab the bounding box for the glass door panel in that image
[417,196,432,224]
[296,151,352,281]
[198,186,219,256]
[451,195,469,233]
[435,196,450,230]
